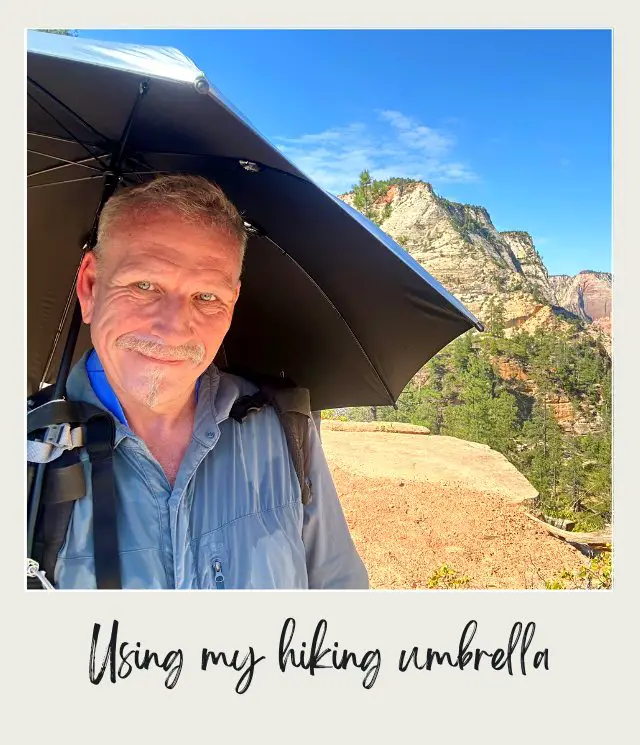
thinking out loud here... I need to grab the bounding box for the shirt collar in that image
[85,349,129,425]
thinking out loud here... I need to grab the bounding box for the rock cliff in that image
[339,180,611,343]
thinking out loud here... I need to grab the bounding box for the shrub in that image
[427,565,471,589]
[545,549,612,590]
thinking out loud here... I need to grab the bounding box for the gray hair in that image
[95,174,248,266]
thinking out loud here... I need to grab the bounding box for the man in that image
[52,174,368,589]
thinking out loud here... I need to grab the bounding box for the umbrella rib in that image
[27,137,157,183]
[260,233,396,407]
[27,131,104,149]
[28,174,106,189]
[27,151,109,177]
[27,93,111,173]
[27,76,112,146]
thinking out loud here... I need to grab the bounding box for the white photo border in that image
[7,4,635,742]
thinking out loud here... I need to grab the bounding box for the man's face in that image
[76,208,241,411]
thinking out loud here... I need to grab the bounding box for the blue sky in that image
[79,29,612,276]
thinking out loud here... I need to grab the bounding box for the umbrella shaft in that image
[53,302,82,399]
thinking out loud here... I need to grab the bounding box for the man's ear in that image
[76,251,99,324]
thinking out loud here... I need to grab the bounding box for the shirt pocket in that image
[195,535,229,590]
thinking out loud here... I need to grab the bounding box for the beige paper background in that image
[8,6,636,742]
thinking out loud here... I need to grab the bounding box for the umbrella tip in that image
[194,75,210,95]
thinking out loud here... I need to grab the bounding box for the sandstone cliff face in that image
[500,231,555,304]
[548,274,571,303]
[341,181,573,335]
[339,181,611,344]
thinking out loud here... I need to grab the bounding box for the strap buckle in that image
[42,423,69,447]
[26,558,55,590]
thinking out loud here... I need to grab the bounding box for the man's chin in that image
[120,365,200,408]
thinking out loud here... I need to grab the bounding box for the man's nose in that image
[148,294,193,343]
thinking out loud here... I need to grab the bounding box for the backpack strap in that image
[27,388,122,590]
[229,380,313,506]
[84,411,121,590]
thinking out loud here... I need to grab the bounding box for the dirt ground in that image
[320,428,587,589]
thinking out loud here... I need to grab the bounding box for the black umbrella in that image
[27,30,483,411]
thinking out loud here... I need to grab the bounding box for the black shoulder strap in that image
[84,412,121,590]
[229,379,313,505]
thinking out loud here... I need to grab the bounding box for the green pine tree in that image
[353,170,376,221]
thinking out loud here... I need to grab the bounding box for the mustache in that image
[116,334,205,365]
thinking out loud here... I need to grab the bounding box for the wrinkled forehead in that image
[98,205,244,280]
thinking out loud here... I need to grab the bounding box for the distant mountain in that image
[549,271,612,335]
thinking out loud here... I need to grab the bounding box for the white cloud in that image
[272,110,478,194]
[378,109,453,157]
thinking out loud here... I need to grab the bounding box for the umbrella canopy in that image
[27,30,483,411]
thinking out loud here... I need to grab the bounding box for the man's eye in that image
[198,293,217,302]
[136,281,154,291]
